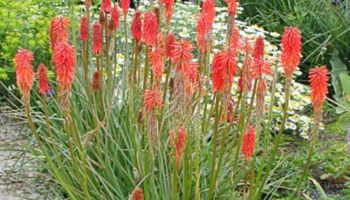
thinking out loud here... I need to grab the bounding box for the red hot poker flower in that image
[281,27,302,77]
[226,0,237,17]
[176,125,186,166]
[92,22,103,55]
[171,40,194,64]
[160,0,174,23]
[101,0,111,12]
[80,16,89,42]
[120,0,130,17]
[149,44,165,79]
[196,13,209,53]
[131,187,144,200]
[202,0,215,28]
[85,0,91,6]
[37,63,50,95]
[230,26,240,49]
[144,89,163,111]
[252,36,271,79]
[15,49,34,100]
[241,126,255,160]
[143,11,158,46]
[165,33,176,59]
[53,43,76,89]
[211,47,237,93]
[309,66,329,112]
[111,5,120,29]
[50,16,69,50]
[131,10,142,42]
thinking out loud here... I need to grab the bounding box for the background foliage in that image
[0,0,62,99]
[239,0,350,75]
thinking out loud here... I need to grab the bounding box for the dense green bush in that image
[240,0,350,75]
[0,0,62,98]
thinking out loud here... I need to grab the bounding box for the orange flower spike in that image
[144,89,163,111]
[50,16,69,50]
[309,66,329,112]
[80,16,89,42]
[160,0,174,23]
[37,63,51,95]
[281,27,302,77]
[120,0,130,17]
[143,11,158,46]
[15,49,34,100]
[131,188,144,200]
[53,43,76,89]
[85,0,91,6]
[131,10,142,43]
[241,126,256,160]
[92,22,103,55]
[111,5,120,29]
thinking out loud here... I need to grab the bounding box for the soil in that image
[0,114,52,200]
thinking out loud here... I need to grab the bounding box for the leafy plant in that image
[7,1,335,200]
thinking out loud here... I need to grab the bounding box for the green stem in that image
[255,76,292,199]
[208,95,222,200]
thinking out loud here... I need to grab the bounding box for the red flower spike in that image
[143,11,158,46]
[241,126,255,160]
[150,44,165,79]
[92,22,103,55]
[309,66,329,112]
[230,26,240,49]
[80,16,89,42]
[176,125,186,165]
[85,0,91,6]
[131,188,144,200]
[15,49,34,100]
[131,10,142,42]
[226,0,237,17]
[120,0,130,16]
[101,0,111,12]
[196,13,209,53]
[211,48,237,93]
[161,0,174,23]
[53,43,76,89]
[111,5,120,29]
[202,0,215,28]
[144,89,163,111]
[165,33,176,59]
[37,63,50,95]
[252,37,271,79]
[281,27,302,77]
[50,16,69,50]
[171,40,194,64]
